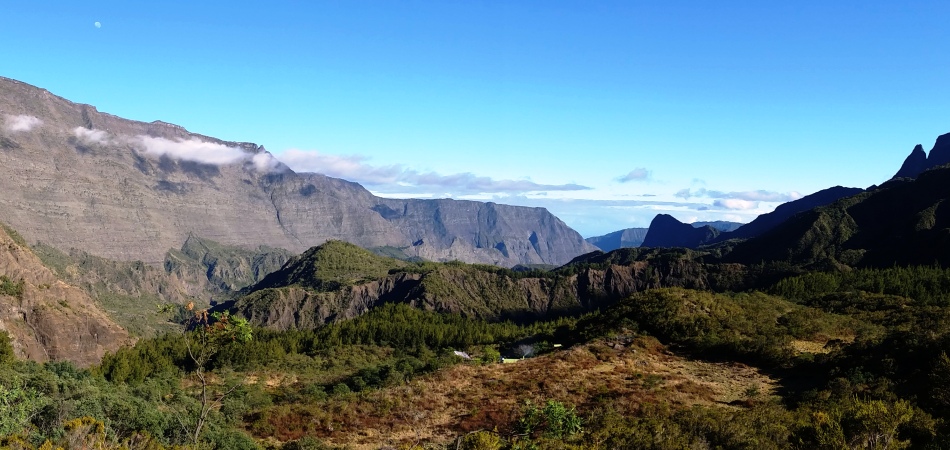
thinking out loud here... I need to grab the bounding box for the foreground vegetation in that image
[4,263,950,448]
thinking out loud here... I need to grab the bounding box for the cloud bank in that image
[278,149,591,195]
[135,136,248,165]
[4,114,43,132]
[617,168,651,183]
[673,187,802,211]
[712,199,759,210]
[675,188,801,202]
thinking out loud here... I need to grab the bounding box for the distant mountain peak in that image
[892,132,950,180]
[642,214,720,248]
[927,132,950,168]
[893,144,928,179]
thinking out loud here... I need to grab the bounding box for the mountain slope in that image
[32,235,293,337]
[0,222,131,366]
[0,76,595,267]
[637,187,863,249]
[717,186,864,242]
[723,166,950,268]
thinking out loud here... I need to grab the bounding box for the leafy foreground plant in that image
[174,307,253,447]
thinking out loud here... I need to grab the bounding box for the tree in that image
[0,331,15,365]
[0,378,46,438]
[173,307,252,446]
[810,398,914,450]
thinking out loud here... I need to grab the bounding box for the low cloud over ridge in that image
[130,135,285,173]
[135,136,247,166]
[4,114,43,132]
[278,149,591,195]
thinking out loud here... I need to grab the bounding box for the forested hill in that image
[226,242,751,330]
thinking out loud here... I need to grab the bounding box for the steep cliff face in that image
[0,76,595,267]
[0,224,131,366]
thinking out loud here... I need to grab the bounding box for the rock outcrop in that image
[894,144,928,179]
[892,133,950,179]
[0,76,595,268]
[641,215,720,248]
[0,223,131,366]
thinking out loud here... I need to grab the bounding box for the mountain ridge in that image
[0,76,595,267]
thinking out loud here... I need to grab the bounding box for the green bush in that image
[518,399,583,439]
[0,276,24,299]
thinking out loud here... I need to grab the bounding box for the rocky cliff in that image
[0,223,131,366]
[892,133,950,179]
[0,76,595,267]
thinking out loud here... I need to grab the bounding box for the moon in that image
[94,21,101,28]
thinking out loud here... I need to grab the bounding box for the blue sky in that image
[3,1,950,237]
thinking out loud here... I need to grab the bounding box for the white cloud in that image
[73,127,108,144]
[617,168,651,183]
[676,188,801,203]
[4,114,43,132]
[713,199,759,210]
[251,152,283,172]
[135,136,247,165]
[278,149,591,195]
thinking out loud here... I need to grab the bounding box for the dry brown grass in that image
[254,337,778,449]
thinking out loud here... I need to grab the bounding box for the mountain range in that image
[585,221,742,252]
[638,186,865,249]
[0,76,595,268]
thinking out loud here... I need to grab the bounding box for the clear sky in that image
[3,1,950,237]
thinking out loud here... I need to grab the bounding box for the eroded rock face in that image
[0,225,131,367]
[0,77,595,267]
